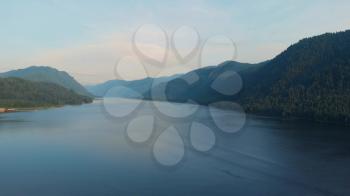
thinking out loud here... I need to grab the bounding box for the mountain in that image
[146,30,350,124]
[86,75,180,98]
[0,77,92,108]
[0,66,92,97]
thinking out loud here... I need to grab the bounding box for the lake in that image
[0,99,349,196]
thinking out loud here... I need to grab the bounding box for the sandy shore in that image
[0,108,16,113]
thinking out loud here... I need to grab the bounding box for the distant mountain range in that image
[86,75,180,98]
[0,66,92,97]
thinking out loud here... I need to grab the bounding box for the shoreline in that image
[2,98,349,127]
[0,103,89,113]
[104,97,349,126]
[0,107,56,113]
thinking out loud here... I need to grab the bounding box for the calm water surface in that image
[0,99,349,196]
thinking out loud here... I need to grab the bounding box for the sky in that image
[0,0,349,84]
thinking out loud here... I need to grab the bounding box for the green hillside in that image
[0,77,92,108]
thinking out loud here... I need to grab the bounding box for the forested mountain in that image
[0,77,92,108]
[0,66,92,97]
[240,30,350,123]
[146,30,350,124]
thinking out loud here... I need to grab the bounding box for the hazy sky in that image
[1,0,349,84]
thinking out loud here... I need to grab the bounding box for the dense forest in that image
[0,77,92,108]
[240,30,350,123]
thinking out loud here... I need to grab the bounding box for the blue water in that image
[0,99,349,196]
